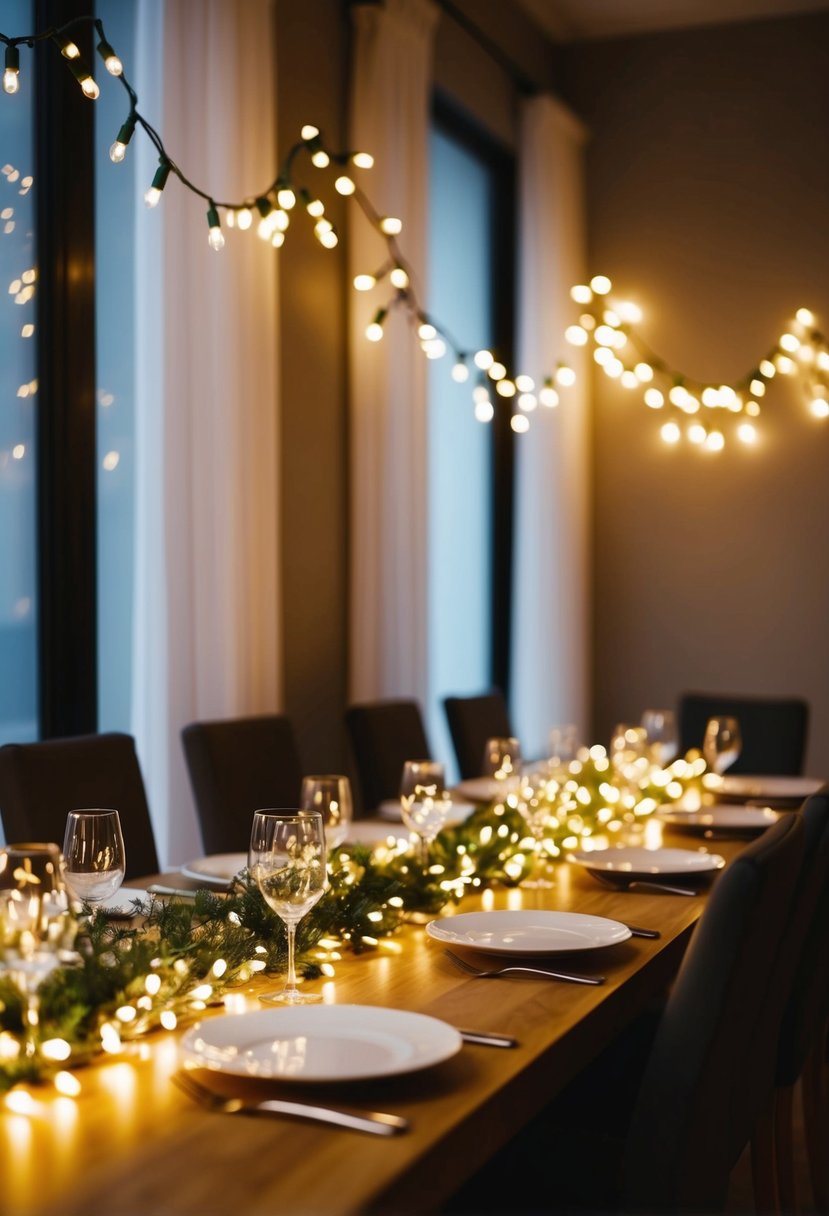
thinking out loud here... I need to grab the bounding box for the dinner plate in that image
[658,806,782,833]
[568,846,725,877]
[712,774,823,801]
[343,820,411,846]
[377,799,477,824]
[180,853,246,889]
[179,1005,462,1082]
[453,777,514,803]
[426,909,631,955]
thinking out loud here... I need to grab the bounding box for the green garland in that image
[0,755,707,1092]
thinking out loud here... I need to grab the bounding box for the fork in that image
[172,1070,409,1136]
[589,871,697,897]
[444,949,605,985]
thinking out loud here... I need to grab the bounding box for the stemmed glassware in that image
[399,760,452,867]
[62,809,126,910]
[300,775,353,852]
[482,737,522,789]
[640,709,679,767]
[548,724,579,778]
[248,810,327,1005]
[703,716,742,775]
[0,844,73,1056]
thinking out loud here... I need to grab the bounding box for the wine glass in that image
[62,809,126,910]
[399,760,452,867]
[641,709,679,767]
[548,724,579,777]
[248,810,327,1005]
[703,716,742,775]
[482,737,522,787]
[0,844,73,1056]
[300,775,353,852]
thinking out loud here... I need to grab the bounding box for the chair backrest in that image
[181,715,303,854]
[345,700,431,813]
[678,691,809,775]
[775,786,829,1087]
[0,733,159,881]
[443,690,513,779]
[624,812,804,1212]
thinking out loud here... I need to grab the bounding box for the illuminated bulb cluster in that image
[568,277,829,450]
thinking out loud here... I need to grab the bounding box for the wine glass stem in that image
[285,920,298,994]
[418,835,429,869]
[23,993,39,1058]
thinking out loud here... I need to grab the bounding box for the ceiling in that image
[515,0,829,41]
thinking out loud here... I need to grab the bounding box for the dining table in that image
[0,818,761,1216]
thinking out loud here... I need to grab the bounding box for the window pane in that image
[427,126,493,778]
[95,0,137,730]
[0,0,37,746]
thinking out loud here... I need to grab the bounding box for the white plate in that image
[713,775,822,800]
[568,847,725,877]
[180,854,246,888]
[377,799,477,825]
[453,777,513,803]
[426,909,631,955]
[103,886,149,916]
[343,820,411,846]
[659,806,782,832]
[179,1005,462,1082]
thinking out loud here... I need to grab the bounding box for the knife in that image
[458,1029,518,1048]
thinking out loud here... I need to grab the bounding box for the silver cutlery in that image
[590,872,697,898]
[621,923,661,938]
[457,1028,518,1048]
[445,949,605,986]
[172,1070,409,1136]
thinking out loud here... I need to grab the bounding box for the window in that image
[426,100,515,774]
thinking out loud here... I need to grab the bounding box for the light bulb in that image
[634,362,653,382]
[277,187,296,210]
[225,209,236,228]
[474,350,493,370]
[335,175,355,195]
[353,274,376,292]
[109,115,137,164]
[539,385,559,408]
[144,160,171,208]
[274,210,290,231]
[314,218,333,237]
[366,323,384,342]
[352,151,374,169]
[496,379,516,398]
[61,40,80,59]
[237,207,252,230]
[644,388,664,408]
[705,430,725,451]
[80,75,100,99]
[616,300,643,324]
[556,365,576,387]
[565,325,588,345]
[518,393,537,412]
[796,307,815,327]
[621,370,639,389]
[257,218,272,240]
[595,325,616,347]
[515,375,534,392]
[779,332,800,353]
[570,284,592,304]
[390,267,409,289]
[301,124,320,140]
[206,205,224,252]
[594,347,613,366]
[590,275,612,295]
[776,354,795,374]
[97,38,123,75]
[451,361,469,383]
[737,422,757,443]
[110,140,126,163]
[661,421,681,444]
[702,387,720,407]
[320,230,338,248]
[3,68,19,95]
[759,359,776,378]
[306,198,325,218]
[475,400,494,423]
[311,149,330,168]
[810,397,829,418]
[379,216,402,235]
[511,414,530,433]
[688,424,707,444]
[271,231,285,248]
[746,400,761,417]
[418,323,436,341]
[423,338,446,359]
[604,359,623,379]
[488,362,506,381]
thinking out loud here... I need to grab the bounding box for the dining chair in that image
[770,786,829,1211]
[0,733,159,881]
[677,690,809,774]
[344,699,432,814]
[181,715,303,853]
[443,690,513,780]
[446,813,805,1215]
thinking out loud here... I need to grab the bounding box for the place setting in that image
[567,844,725,897]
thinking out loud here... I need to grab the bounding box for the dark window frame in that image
[35,0,97,737]
[431,92,516,699]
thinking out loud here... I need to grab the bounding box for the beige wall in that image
[562,13,829,772]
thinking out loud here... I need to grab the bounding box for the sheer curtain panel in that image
[511,94,590,760]
[348,0,438,705]
[132,0,281,866]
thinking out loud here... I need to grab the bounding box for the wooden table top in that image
[1,821,751,1216]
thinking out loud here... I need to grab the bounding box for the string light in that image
[206,204,224,251]
[96,35,122,76]
[109,113,136,163]
[3,46,19,95]
[144,159,170,208]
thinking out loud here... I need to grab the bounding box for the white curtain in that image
[511,93,591,760]
[348,0,438,705]
[132,0,281,866]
